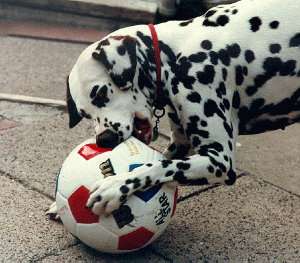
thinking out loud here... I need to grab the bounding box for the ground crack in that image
[0,169,54,201]
[28,242,79,262]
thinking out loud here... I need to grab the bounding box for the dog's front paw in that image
[46,202,61,222]
[86,175,135,216]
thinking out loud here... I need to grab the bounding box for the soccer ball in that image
[55,136,178,253]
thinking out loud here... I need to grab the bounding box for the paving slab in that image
[237,125,300,196]
[0,102,94,197]
[0,175,76,262]
[0,36,86,100]
[152,176,300,262]
[0,175,167,262]
[39,243,167,263]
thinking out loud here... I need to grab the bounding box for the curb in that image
[0,0,157,26]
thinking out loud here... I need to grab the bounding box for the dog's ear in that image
[92,35,137,90]
[66,76,82,128]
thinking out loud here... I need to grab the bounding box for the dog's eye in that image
[80,109,92,119]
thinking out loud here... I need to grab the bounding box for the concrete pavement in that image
[0,35,300,262]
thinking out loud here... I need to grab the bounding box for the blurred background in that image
[0,0,238,44]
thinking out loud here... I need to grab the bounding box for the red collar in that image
[148,24,165,110]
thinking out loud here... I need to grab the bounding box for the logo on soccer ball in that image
[78,144,111,160]
[112,205,135,228]
[99,158,115,177]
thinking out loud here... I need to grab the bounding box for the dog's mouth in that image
[132,114,152,145]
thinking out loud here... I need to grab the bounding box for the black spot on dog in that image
[217,15,229,26]
[201,120,207,127]
[203,19,218,27]
[179,19,194,26]
[245,50,255,63]
[177,162,191,170]
[290,33,300,48]
[143,176,152,189]
[205,10,217,18]
[165,170,174,177]
[223,122,233,138]
[132,178,141,189]
[208,165,214,173]
[162,160,173,168]
[235,65,244,86]
[112,122,121,131]
[209,51,219,65]
[173,170,185,183]
[243,66,248,76]
[80,109,92,119]
[198,142,224,156]
[218,49,231,66]
[269,21,279,29]
[187,92,201,103]
[227,43,241,58]
[117,45,126,55]
[208,156,227,173]
[91,85,110,108]
[216,169,222,177]
[192,136,201,147]
[232,91,240,109]
[170,56,196,91]
[120,185,129,194]
[225,168,236,185]
[90,85,99,98]
[222,68,228,81]
[228,140,233,151]
[204,99,226,121]
[186,115,209,139]
[189,52,207,63]
[197,65,215,84]
[270,43,281,54]
[216,82,226,98]
[249,16,262,32]
[223,98,230,110]
[201,40,213,50]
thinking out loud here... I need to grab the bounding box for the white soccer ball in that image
[55,136,177,253]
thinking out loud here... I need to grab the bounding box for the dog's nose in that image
[96,130,119,148]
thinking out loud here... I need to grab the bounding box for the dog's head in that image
[66,35,153,148]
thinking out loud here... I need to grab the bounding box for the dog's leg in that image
[163,106,191,159]
[46,202,61,221]
[87,119,238,215]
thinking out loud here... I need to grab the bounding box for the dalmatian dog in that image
[65,0,300,216]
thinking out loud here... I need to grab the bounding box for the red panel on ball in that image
[68,186,99,224]
[118,227,154,250]
[171,187,178,217]
[78,144,111,160]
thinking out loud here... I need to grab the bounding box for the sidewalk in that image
[0,35,299,262]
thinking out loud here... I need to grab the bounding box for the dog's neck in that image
[135,29,175,109]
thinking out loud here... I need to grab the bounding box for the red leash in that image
[148,24,162,95]
[147,24,165,141]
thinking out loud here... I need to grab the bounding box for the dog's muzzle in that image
[96,130,119,148]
